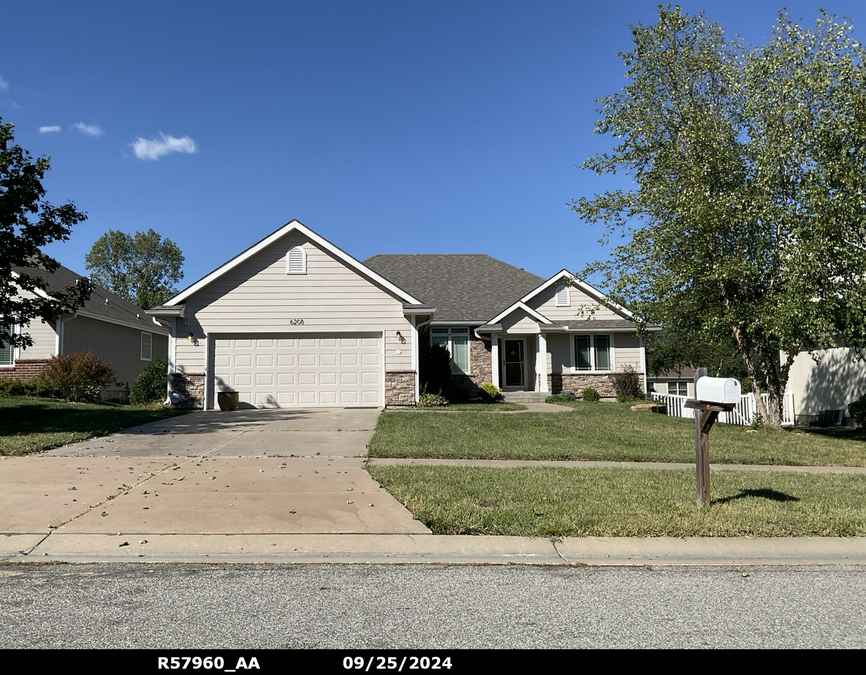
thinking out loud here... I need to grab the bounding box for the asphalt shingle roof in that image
[363,254,546,323]
[12,264,169,335]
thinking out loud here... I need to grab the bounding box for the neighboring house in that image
[148,220,654,410]
[646,367,696,398]
[2,265,169,399]
[784,347,866,425]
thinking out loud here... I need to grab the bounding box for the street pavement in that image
[2,406,865,565]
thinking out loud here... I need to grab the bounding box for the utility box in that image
[695,377,741,405]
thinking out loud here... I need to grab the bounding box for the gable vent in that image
[286,246,307,274]
[555,285,570,307]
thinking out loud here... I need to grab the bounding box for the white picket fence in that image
[651,391,794,427]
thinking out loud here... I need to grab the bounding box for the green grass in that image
[0,397,192,456]
[414,401,527,411]
[367,464,866,537]
[368,403,866,467]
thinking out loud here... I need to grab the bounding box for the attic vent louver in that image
[286,246,307,274]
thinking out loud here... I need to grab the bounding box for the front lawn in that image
[0,397,192,456]
[368,403,866,467]
[413,401,526,411]
[367,464,866,537]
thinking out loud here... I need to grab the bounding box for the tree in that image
[85,229,184,310]
[1,118,91,350]
[573,7,866,427]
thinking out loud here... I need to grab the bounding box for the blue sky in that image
[3,1,865,291]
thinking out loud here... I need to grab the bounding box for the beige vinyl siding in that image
[64,316,168,386]
[14,289,58,359]
[547,334,571,374]
[499,310,540,334]
[786,347,866,417]
[613,334,642,371]
[18,318,57,359]
[179,235,414,372]
[527,284,623,323]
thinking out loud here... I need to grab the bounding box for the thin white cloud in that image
[0,76,8,90]
[74,122,103,136]
[130,133,198,161]
[40,125,61,133]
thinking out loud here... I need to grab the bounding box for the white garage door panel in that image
[213,334,381,408]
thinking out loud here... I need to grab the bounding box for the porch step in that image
[501,391,549,403]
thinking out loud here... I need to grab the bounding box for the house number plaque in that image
[289,319,305,326]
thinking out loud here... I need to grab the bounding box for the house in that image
[2,264,169,399]
[784,347,866,425]
[646,367,696,398]
[148,220,652,409]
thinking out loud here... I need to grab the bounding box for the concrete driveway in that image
[1,408,430,557]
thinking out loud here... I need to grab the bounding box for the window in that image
[0,323,13,366]
[431,327,470,374]
[286,246,307,274]
[141,332,152,361]
[574,334,612,372]
[555,285,570,307]
[669,381,688,397]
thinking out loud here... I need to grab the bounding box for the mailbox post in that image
[684,368,740,507]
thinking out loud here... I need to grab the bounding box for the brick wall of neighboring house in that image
[171,372,205,408]
[0,359,52,381]
[550,373,645,399]
[385,371,416,406]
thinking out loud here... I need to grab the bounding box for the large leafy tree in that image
[1,118,91,350]
[85,229,184,310]
[573,7,866,427]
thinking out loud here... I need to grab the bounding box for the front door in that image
[503,339,525,388]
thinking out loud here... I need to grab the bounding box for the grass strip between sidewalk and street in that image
[0,397,193,456]
[368,404,866,467]
[366,464,866,537]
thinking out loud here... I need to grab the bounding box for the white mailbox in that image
[695,377,741,405]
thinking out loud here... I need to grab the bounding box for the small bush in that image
[417,392,449,407]
[750,412,765,430]
[479,382,501,401]
[848,394,866,426]
[130,358,168,404]
[40,352,115,403]
[581,387,600,402]
[610,365,643,401]
[546,393,576,404]
[0,375,55,398]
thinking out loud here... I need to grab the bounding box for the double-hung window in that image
[0,323,14,366]
[574,335,611,372]
[669,381,688,397]
[431,327,470,374]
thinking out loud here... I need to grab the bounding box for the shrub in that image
[0,376,55,398]
[479,382,501,401]
[40,352,115,402]
[546,393,576,404]
[130,358,168,404]
[610,365,643,401]
[750,412,765,430]
[581,387,600,402]
[417,392,449,407]
[848,394,866,426]
[420,343,452,395]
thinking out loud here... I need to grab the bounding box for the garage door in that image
[213,334,381,408]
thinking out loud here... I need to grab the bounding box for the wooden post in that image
[694,367,710,507]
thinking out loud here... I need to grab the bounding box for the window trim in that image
[286,245,307,275]
[573,333,614,373]
[430,327,471,375]
[140,331,153,362]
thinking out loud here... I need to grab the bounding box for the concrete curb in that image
[3,534,866,566]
